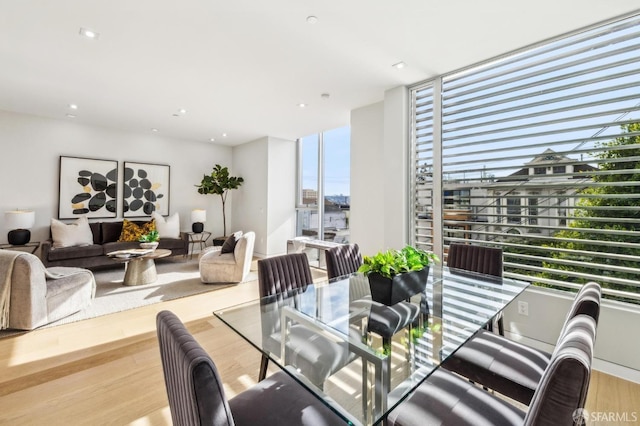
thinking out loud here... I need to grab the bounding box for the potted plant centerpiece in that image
[358,245,439,306]
[139,230,160,251]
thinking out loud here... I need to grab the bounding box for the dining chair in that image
[387,313,597,426]
[325,243,420,390]
[442,281,601,405]
[156,310,345,426]
[257,253,354,388]
[325,243,363,281]
[325,243,421,345]
[447,242,505,334]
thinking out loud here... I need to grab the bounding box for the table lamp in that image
[191,209,206,233]
[5,209,36,245]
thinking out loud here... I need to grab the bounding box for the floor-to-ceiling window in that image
[411,12,640,304]
[296,126,351,242]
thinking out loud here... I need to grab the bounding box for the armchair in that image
[199,232,255,283]
[1,250,95,330]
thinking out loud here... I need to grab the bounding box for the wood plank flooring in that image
[0,266,638,425]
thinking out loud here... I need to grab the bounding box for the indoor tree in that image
[196,164,244,236]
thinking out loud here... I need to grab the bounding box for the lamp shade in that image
[191,209,207,223]
[5,210,35,245]
[5,210,35,230]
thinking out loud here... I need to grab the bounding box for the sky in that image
[301,125,350,196]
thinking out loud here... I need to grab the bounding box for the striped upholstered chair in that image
[257,253,354,388]
[324,243,420,390]
[156,310,345,425]
[442,281,601,405]
[388,313,598,426]
[325,243,363,281]
[447,243,505,334]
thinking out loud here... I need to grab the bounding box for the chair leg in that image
[486,321,494,332]
[259,354,269,381]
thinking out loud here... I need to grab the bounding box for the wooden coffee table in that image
[109,249,172,286]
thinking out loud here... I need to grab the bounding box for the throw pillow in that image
[152,212,180,239]
[221,231,243,254]
[118,219,156,242]
[51,216,94,248]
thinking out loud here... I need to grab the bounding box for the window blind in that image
[411,13,640,303]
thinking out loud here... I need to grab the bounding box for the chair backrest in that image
[447,243,503,277]
[156,310,235,426]
[235,231,256,280]
[524,314,597,426]
[564,281,601,325]
[257,253,313,298]
[325,243,363,280]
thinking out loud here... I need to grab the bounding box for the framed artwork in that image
[123,161,170,217]
[58,156,118,219]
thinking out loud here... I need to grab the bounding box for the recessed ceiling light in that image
[392,61,407,69]
[222,133,227,137]
[209,138,215,142]
[65,113,76,118]
[79,27,100,40]
[69,104,78,110]
[179,108,187,114]
[298,103,307,108]
[306,15,319,24]
[151,128,159,132]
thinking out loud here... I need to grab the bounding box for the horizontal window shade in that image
[412,13,640,304]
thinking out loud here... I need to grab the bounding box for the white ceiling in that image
[1,1,638,146]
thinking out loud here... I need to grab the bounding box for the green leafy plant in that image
[358,245,439,279]
[196,164,244,236]
[139,230,160,242]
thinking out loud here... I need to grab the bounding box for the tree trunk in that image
[220,194,226,236]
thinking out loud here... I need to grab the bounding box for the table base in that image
[123,258,158,286]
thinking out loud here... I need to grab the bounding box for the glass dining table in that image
[214,265,529,425]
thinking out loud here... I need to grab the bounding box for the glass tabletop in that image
[214,265,529,425]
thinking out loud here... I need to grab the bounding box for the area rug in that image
[0,258,257,337]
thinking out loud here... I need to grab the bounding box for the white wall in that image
[504,287,640,380]
[266,137,296,256]
[0,110,233,243]
[350,102,385,255]
[383,86,409,249]
[232,137,269,256]
[232,136,296,258]
[350,86,409,256]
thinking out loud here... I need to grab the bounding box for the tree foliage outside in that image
[196,164,244,236]
[541,123,640,301]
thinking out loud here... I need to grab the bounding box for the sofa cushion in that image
[118,219,156,242]
[158,238,186,251]
[89,222,101,245]
[47,244,104,261]
[152,212,180,239]
[51,216,94,248]
[101,221,123,244]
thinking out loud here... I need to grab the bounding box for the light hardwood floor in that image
[0,269,638,425]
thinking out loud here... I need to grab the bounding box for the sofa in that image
[41,220,188,269]
[1,250,95,330]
